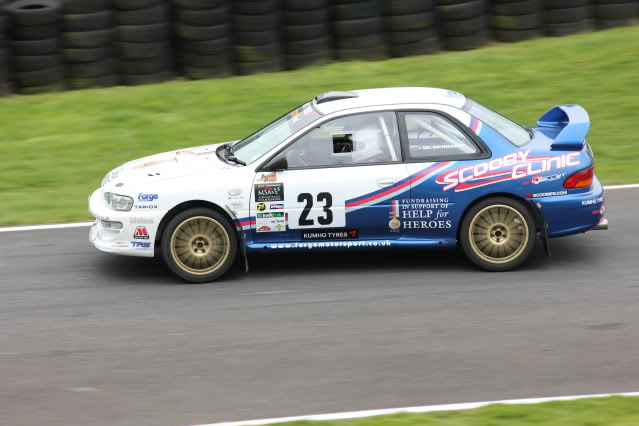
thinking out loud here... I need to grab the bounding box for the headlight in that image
[103,192,133,211]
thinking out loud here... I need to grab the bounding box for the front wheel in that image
[161,208,237,283]
[460,197,536,271]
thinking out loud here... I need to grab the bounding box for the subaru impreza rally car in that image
[89,88,607,282]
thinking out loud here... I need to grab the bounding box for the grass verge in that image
[1,27,638,225]
[258,396,639,425]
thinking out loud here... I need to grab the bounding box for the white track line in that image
[193,392,639,426]
[1,184,638,234]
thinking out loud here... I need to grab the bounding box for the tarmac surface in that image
[1,188,638,426]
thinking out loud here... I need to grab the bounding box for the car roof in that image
[312,87,467,115]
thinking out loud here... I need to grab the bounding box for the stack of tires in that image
[114,0,171,85]
[435,0,488,50]
[333,0,386,61]
[543,0,592,36]
[6,0,65,94]
[61,0,117,90]
[231,0,282,75]
[0,0,10,95]
[490,0,542,42]
[282,0,331,70]
[384,0,439,57]
[174,0,231,80]
[593,0,638,29]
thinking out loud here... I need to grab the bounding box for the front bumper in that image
[88,188,166,257]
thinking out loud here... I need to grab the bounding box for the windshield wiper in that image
[225,143,246,166]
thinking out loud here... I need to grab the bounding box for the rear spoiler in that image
[537,104,590,150]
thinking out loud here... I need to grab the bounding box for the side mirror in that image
[263,155,288,171]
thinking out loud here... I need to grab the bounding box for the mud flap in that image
[530,201,551,259]
[224,206,250,274]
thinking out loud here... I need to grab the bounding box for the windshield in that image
[232,102,322,164]
[463,99,531,147]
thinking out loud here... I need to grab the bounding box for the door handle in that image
[377,178,399,187]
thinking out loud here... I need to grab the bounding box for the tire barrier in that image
[6,0,65,94]
[283,0,331,69]
[115,0,172,85]
[333,0,387,61]
[491,0,543,42]
[231,0,283,75]
[385,0,440,57]
[0,0,636,95]
[61,0,117,90]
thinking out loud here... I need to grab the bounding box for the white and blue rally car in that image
[89,87,607,282]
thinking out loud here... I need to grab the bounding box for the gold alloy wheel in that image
[468,204,529,264]
[170,216,230,276]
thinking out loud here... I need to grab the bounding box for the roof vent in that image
[315,91,359,104]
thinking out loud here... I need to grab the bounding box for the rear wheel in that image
[161,208,237,283]
[460,197,536,271]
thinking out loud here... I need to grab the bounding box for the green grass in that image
[263,396,639,425]
[1,27,638,225]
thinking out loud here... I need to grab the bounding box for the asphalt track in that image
[1,188,638,426]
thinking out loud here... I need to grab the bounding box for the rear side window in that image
[401,112,479,160]
[463,99,531,147]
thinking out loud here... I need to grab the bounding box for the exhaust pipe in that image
[593,218,608,231]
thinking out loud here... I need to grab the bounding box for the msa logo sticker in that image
[301,229,359,240]
[133,226,150,239]
[254,183,284,202]
[131,241,151,248]
[138,193,158,202]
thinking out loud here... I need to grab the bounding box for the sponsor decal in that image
[529,173,566,185]
[301,229,359,240]
[131,241,151,248]
[129,217,154,224]
[230,201,243,209]
[111,242,129,248]
[399,198,452,229]
[436,150,580,192]
[96,214,110,221]
[257,225,271,232]
[256,203,266,211]
[257,212,284,219]
[134,205,158,210]
[257,172,277,182]
[582,196,604,206]
[102,168,122,187]
[138,193,158,202]
[132,159,169,169]
[389,199,401,230]
[254,183,284,202]
[269,240,392,249]
[269,203,284,210]
[133,226,150,239]
[530,191,568,198]
[274,223,285,231]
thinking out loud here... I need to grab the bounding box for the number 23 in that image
[298,192,333,226]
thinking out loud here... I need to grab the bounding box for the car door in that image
[251,111,410,243]
[398,110,489,241]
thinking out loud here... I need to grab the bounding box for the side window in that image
[402,112,479,160]
[284,112,401,169]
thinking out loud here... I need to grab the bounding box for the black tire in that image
[545,19,592,35]
[594,2,638,19]
[115,4,168,25]
[13,37,60,55]
[117,40,168,59]
[62,46,112,62]
[0,82,12,96]
[19,81,65,93]
[492,13,541,30]
[234,29,279,45]
[113,0,164,11]
[285,51,330,69]
[336,33,383,49]
[0,48,8,67]
[334,17,383,36]
[443,30,488,50]
[160,208,238,283]
[176,23,228,40]
[436,0,484,21]
[390,37,438,57]
[65,58,115,77]
[460,197,536,272]
[283,0,328,10]
[233,0,278,15]
[389,28,436,44]
[174,0,227,10]
[183,64,232,79]
[233,58,282,75]
[176,6,227,26]
[283,23,329,40]
[335,44,386,60]
[180,51,228,68]
[117,23,168,43]
[442,15,486,35]
[15,66,63,86]
[545,6,589,23]
[5,0,61,27]
[544,0,588,7]
[596,17,635,29]
[14,54,59,71]
[493,28,541,41]
[385,0,434,15]
[121,56,169,74]
[286,36,329,55]
[63,10,111,31]
[233,43,280,62]
[12,23,60,41]
[0,15,7,33]
[333,0,383,20]
[63,29,112,47]
[67,73,118,89]
[283,9,328,26]
[60,0,108,14]
[386,12,434,31]
[122,70,173,85]
[492,0,540,15]
[180,37,229,55]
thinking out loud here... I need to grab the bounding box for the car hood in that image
[101,142,237,190]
